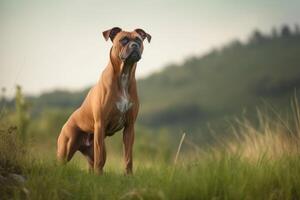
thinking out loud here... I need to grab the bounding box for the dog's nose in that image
[130,42,139,49]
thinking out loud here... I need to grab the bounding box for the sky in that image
[1,0,300,97]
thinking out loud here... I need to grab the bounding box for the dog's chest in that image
[116,95,133,113]
[115,74,133,113]
[106,74,133,135]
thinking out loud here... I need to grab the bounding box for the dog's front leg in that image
[94,122,106,174]
[123,123,135,175]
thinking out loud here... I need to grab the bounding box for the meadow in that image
[1,27,300,199]
[1,94,300,199]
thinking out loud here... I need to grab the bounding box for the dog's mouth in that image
[128,50,141,62]
[120,49,141,63]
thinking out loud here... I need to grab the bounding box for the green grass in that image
[8,152,300,200]
[2,99,300,199]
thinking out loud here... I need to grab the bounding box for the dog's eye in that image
[120,37,129,46]
[135,37,142,45]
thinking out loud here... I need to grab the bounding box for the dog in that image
[56,27,151,174]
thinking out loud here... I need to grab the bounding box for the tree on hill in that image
[249,29,267,44]
[295,24,300,35]
[281,25,292,37]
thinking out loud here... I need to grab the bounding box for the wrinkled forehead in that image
[114,31,142,42]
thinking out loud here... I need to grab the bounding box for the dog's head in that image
[103,27,151,65]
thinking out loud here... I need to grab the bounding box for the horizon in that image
[1,0,300,97]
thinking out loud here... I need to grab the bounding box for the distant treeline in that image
[250,24,300,43]
[225,24,300,49]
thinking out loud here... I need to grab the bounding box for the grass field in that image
[1,100,300,199]
[10,152,300,200]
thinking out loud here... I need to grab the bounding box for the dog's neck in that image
[110,49,136,114]
[119,61,136,90]
[108,48,136,90]
[110,59,136,113]
[118,63,127,92]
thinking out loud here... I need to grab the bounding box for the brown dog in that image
[56,27,151,174]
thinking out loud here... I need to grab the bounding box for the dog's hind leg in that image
[79,145,94,172]
[79,141,106,173]
[57,128,79,163]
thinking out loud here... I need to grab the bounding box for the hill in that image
[138,28,300,132]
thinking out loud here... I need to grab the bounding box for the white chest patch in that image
[116,96,133,113]
[116,73,133,113]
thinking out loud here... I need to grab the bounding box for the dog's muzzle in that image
[128,49,141,62]
[120,41,141,63]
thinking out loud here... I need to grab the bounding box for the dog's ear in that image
[102,27,122,42]
[135,28,151,43]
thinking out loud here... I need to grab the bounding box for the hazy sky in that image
[1,0,300,96]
